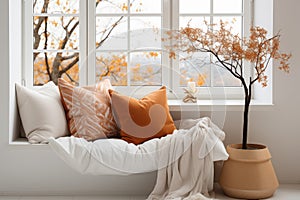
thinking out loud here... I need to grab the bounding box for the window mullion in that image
[127,0,131,87]
[23,0,34,87]
[171,0,180,94]
[210,0,214,87]
[243,0,252,86]
[79,0,88,86]
[162,0,172,89]
[87,0,96,85]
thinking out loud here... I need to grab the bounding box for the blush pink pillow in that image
[58,78,119,141]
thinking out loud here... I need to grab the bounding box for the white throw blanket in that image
[49,117,228,199]
[147,117,226,200]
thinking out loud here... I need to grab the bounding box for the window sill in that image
[9,99,273,146]
[168,99,274,111]
[9,138,48,147]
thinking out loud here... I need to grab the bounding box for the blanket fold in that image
[147,117,226,200]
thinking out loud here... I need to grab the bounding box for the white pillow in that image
[16,82,69,144]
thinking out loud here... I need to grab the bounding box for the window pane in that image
[131,0,161,14]
[213,16,242,35]
[180,0,210,14]
[96,17,128,50]
[212,63,241,87]
[130,51,162,86]
[213,0,242,13]
[208,17,242,87]
[130,17,161,50]
[179,16,207,29]
[95,52,128,86]
[34,52,79,85]
[33,16,79,50]
[33,0,79,14]
[179,52,211,87]
[95,0,128,14]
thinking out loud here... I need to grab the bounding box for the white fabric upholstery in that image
[49,117,228,199]
[49,118,228,174]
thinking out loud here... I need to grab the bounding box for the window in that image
[88,0,167,90]
[24,0,251,99]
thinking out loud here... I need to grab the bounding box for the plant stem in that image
[242,85,252,149]
[242,98,250,149]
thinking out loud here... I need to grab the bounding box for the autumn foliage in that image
[33,0,129,85]
[97,54,128,86]
[166,20,291,149]
[33,0,80,85]
[33,0,160,86]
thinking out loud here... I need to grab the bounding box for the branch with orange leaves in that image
[166,21,291,89]
[96,16,124,49]
[33,0,144,85]
[165,20,292,149]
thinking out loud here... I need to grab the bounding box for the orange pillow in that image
[58,78,119,141]
[109,86,176,145]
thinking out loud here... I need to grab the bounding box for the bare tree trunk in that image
[33,0,49,61]
[32,0,123,85]
[51,53,63,85]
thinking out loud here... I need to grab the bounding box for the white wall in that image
[0,0,299,195]
[224,0,300,184]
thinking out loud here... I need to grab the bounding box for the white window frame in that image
[170,0,252,100]
[23,0,87,87]
[22,0,253,100]
[87,0,171,98]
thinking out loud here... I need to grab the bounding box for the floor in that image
[0,184,299,200]
[213,184,300,199]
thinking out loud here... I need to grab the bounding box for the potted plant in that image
[166,20,291,199]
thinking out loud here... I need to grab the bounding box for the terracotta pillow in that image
[109,86,176,145]
[58,78,119,141]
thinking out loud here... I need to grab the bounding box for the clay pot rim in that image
[228,143,267,150]
[226,143,271,162]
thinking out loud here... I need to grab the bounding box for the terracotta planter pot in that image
[219,144,279,199]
